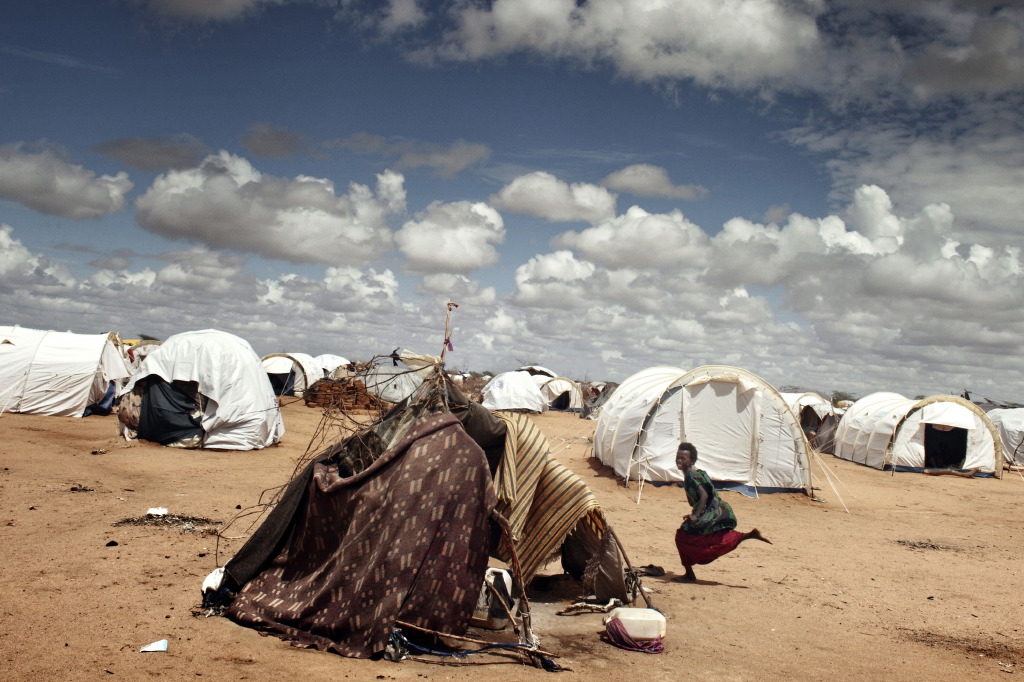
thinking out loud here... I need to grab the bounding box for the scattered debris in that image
[896,540,948,551]
[70,484,95,492]
[90,449,106,455]
[114,513,222,534]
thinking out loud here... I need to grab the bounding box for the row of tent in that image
[0,326,407,451]
[591,365,1023,496]
[480,367,585,413]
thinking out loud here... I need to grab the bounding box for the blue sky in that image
[2,0,1023,402]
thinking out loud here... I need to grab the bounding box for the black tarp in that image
[137,377,204,445]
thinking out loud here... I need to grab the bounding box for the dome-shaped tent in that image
[482,371,547,413]
[833,393,1002,475]
[120,329,284,450]
[594,365,812,493]
[313,354,349,378]
[536,376,583,411]
[988,408,1024,466]
[781,391,840,454]
[261,352,322,397]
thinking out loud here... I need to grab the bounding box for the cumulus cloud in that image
[554,205,710,269]
[785,103,1024,244]
[395,201,504,273]
[135,151,405,264]
[413,0,827,94]
[601,164,708,200]
[0,143,133,219]
[491,171,616,224]
[379,0,428,34]
[418,273,497,306]
[0,224,76,292]
[93,134,208,171]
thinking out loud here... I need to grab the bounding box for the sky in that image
[2,0,1023,402]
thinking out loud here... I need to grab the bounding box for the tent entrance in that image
[267,371,296,396]
[924,423,967,468]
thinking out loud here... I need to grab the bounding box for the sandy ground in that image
[2,401,1023,681]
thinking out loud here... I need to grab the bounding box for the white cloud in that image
[554,205,710,269]
[135,151,404,265]
[420,0,827,93]
[418,273,497,306]
[491,171,616,224]
[380,0,428,33]
[395,201,504,273]
[601,164,708,200]
[0,224,76,290]
[0,143,133,219]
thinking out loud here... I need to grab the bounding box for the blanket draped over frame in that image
[492,411,605,582]
[224,412,497,658]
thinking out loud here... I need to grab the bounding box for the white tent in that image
[988,408,1024,465]
[0,326,131,417]
[127,340,162,370]
[482,371,548,413]
[833,392,1003,475]
[313,354,349,377]
[781,391,840,454]
[593,365,812,493]
[515,365,557,378]
[261,352,323,396]
[121,329,284,450]
[536,376,583,411]
[353,363,423,404]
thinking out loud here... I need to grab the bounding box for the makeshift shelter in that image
[833,393,1003,475]
[0,326,131,417]
[482,371,547,413]
[593,365,813,493]
[536,376,583,412]
[206,368,632,662]
[989,408,1024,465]
[119,329,284,450]
[581,382,619,420]
[313,354,349,378]
[261,352,322,397]
[781,391,840,454]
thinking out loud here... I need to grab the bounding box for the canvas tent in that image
[988,408,1024,466]
[119,329,284,450]
[0,326,131,417]
[261,352,322,396]
[351,362,423,404]
[536,376,583,411]
[482,371,547,413]
[516,365,557,378]
[781,392,840,454]
[206,369,632,661]
[593,365,813,493]
[313,354,349,377]
[833,393,1003,475]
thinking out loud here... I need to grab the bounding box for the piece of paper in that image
[146,507,168,516]
[140,639,168,652]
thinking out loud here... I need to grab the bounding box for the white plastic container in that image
[603,607,667,640]
[470,568,513,630]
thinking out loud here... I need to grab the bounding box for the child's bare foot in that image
[747,528,772,544]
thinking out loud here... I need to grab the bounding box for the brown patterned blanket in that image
[224,411,497,658]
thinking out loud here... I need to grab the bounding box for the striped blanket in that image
[492,412,606,582]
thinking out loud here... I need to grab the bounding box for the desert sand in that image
[2,400,1023,681]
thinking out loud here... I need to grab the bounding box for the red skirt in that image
[675,528,745,567]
